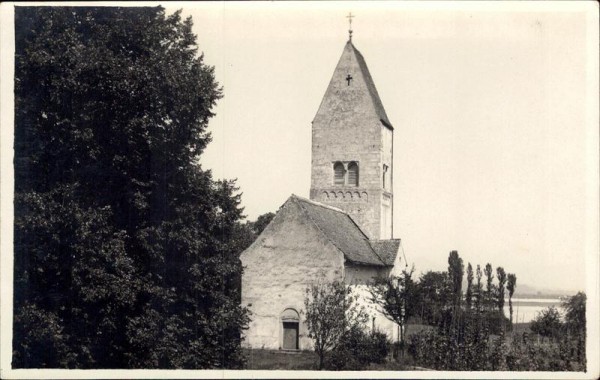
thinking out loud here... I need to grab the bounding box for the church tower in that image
[309,37,394,240]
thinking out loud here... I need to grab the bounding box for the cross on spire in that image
[346,74,353,86]
[346,12,354,41]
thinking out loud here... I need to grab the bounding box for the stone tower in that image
[310,39,394,240]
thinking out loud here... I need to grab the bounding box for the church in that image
[240,32,403,351]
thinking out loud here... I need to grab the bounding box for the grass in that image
[512,322,531,335]
[242,323,531,370]
[243,349,422,370]
[242,324,437,370]
[243,349,318,370]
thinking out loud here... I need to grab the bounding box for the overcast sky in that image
[164,2,597,293]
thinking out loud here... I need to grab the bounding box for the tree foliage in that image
[496,267,507,315]
[506,273,517,324]
[475,264,483,312]
[484,263,494,311]
[326,327,389,370]
[407,277,586,371]
[304,281,368,370]
[409,327,586,371]
[562,292,586,365]
[13,6,248,368]
[447,251,464,309]
[465,263,473,310]
[249,212,275,236]
[527,293,586,366]
[530,306,562,339]
[415,271,452,326]
[562,292,586,334]
[369,267,419,335]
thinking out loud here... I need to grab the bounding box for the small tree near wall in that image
[369,267,419,350]
[304,281,368,370]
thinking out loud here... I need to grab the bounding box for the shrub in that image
[326,327,390,370]
[408,327,586,371]
[483,310,511,335]
[368,330,390,364]
[530,306,562,339]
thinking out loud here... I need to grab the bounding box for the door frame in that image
[280,307,300,350]
[282,321,299,350]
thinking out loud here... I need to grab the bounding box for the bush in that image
[407,325,490,371]
[530,306,562,339]
[483,310,511,335]
[368,330,390,364]
[326,327,390,370]
[408,328,586,371]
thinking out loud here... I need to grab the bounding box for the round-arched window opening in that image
[333,162,345,186]
[347,162,359,186]
[281,308,300,321]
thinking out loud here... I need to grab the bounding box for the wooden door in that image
[282,322,299,350]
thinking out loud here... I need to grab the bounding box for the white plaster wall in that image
[388,246,405,278]
[240,199,345,350]
[344,264,399,342]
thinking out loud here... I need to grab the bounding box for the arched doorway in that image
[281,308,300,350]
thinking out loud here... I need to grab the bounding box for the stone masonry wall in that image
[310,42,393,240]
[240,199,344,350]
[381,127,393,238]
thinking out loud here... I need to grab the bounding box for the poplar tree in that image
[475,264,483,312]
[484,263,494,312]
[506,273,517,325]
[496,267,507,315]
[466,263,473,310]
[447,251,464,310]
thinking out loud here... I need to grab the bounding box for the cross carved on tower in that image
[346,74,353,86]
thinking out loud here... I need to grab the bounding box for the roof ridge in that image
[292,196,350,262]
[349,43,392,128]
[290,194,345,214]
[340,207,386,266]
[369,239,401,267]
[292,195,386,266]
[310,42,351,125]
[312,41,392,128]
[366,240,387,266]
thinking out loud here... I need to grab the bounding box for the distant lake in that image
[504,297,562,323]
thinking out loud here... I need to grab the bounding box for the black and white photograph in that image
[0,1,598,378]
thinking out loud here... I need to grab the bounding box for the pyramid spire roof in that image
[313,40,392,129]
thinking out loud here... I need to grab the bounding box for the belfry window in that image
[334,162,345,185]
[383,164,389,190]
[347,162,359,186]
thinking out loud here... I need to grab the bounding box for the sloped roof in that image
[290,195,389,267]
[350,42,392,128]
[313,40,393,130]
[369,239,401,266]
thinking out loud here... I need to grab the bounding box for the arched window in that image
[281,308,300,350]
[333,162,345,186]
[347,162,359,186]
[383,164,389,190]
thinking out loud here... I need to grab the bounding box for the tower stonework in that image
[310,41,394,240]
